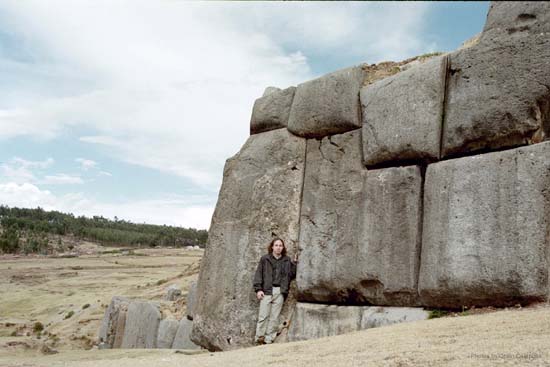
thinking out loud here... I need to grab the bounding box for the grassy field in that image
[0,243,202,354]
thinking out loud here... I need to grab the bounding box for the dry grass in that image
[0,245,202,353]
[1,304,549,367]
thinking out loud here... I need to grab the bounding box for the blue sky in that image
[0,1,489,229]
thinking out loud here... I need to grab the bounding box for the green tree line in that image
[0,205,208,254]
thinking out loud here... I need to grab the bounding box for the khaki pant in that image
[255,287,284,343]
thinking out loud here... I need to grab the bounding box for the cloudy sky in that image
[0,1,489,230]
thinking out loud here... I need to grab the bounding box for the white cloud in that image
[40,174,84,185]
[0,182,213,229]
[0,157,54,184]
[75,158,97,171]
[0,1,433,191]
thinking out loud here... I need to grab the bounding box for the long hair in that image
[267,237,286,257]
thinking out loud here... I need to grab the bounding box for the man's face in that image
[272,240,284,256]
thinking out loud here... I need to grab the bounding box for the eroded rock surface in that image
[250,86,296,135]
[288,302,428,342]
[288,66,364,138]
[361,56,446,166]
[419,142,550,307]
[120,301,161,348]
[191,129,305,351]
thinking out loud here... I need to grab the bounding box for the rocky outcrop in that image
[288,66,365,138]
[191,128,306,351]
[288,303,429,342]
[419,142,550,307]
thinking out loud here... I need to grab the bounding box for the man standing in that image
[253,238,298,344]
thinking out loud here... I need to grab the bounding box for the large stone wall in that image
[191,1,550,351]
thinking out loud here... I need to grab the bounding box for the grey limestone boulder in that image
[296,130,364,303]
[419,142,550,307]
[288,66,365,138]
[360,165,423,306]
[186,281,197,320]
[191,128,306,351]
[361,56,447,166]
[250,86,296,135]
[288,302,428,342]
[164,285,182,301]
[120,301,161,348]
[297,142,423,306]
[442,2,550,158]
[482,2,550,39]
[98,296,130,349]
[262,86,281,97]
[173,318,201,350]
[156,319,179,349]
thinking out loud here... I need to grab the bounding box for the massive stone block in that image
[287,303,428,342]
[419,142,550,307]
[287,66,364,138]
[360,166,423,305]
[361,56,446,166]
[297,129,423,306]
[482,2,550,38]
[442,2,550,157]
[98,296,130,349]
[296,130,365,303]
[191,128,305,351]
[173,319,201,350]
[250,86,296,135]
[186,281,197,320]
[120,301,161,348]
[156,319,179,349]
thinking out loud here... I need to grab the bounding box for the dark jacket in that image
[253,253,297,296]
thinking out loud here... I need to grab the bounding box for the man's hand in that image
[293,253,299,263]
[256,290,265,300]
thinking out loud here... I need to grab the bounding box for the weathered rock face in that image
[296,130,365,303]
[287,303,429,342]
[185,281,197,320]
[173,319,201,350]
[360,166,423,306]
[482,2,550,37]
[164,285,182,301]
[361,56,446,166]
[250,86,296,135]
[442,2,550,158]
[191,128,306,351]
[297,141,423,307]
[419,142,550,307]
[120,301,161,348]
[98,296,130,349]
[156,319,179,349]
[288,66,364,138]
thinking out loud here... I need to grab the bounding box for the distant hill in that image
[0,205,208,254]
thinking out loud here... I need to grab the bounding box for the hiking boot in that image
[255,336,265,345]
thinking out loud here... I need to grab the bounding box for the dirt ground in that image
[0,244,202,353]
[1,245,549,367]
